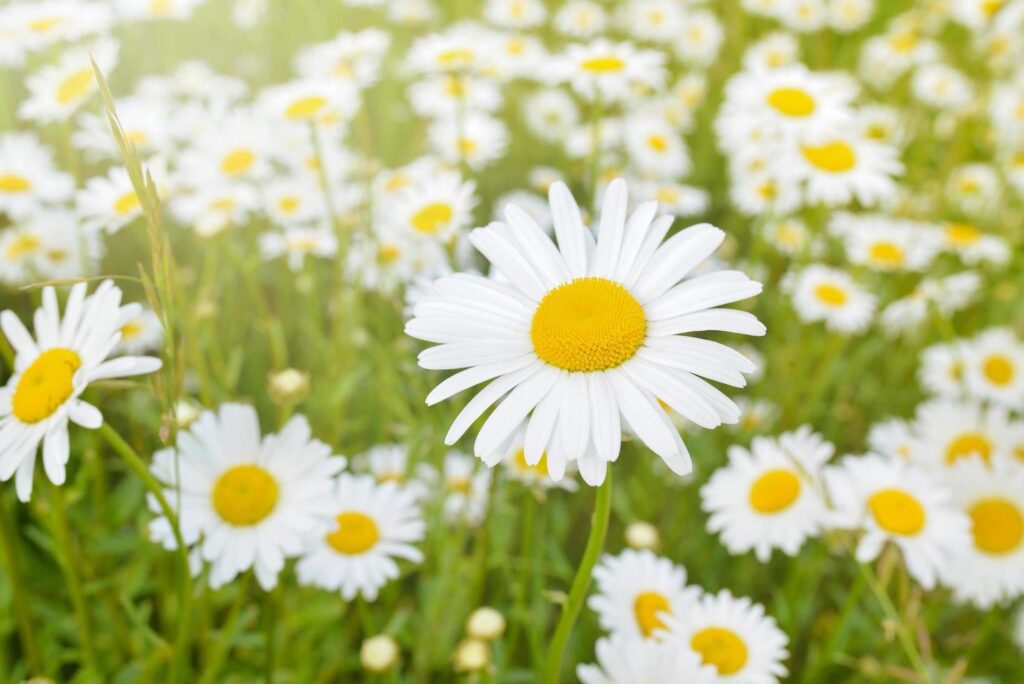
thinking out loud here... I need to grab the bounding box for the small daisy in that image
[0,281,162,501]
[743,32,800,71]
[912,63,974,112]
[824,454,971,589]
[919,341,969,399]
[428,113,509,170]
[484,0,546,28]
[148,404,346,589]
[909,399,1020,470]
[868,418,915,460]
[662,589,789,684]
[939,222,1010,265]
[588,550,700,639]
[787,265,875,333]
[841,217,942,272]
[418,452,492,526]
[577,632,717,684]
[115,306,163,355]
[762,217,810,255]
[76,166,147,235]
[962,328,1024,409]
[500,424,577,491]
[701,428,832,562]
[387,169,477,242]
[353,444,414,486]
[557,39,666,102]
[675,11,725,67]
[292,28,391,88]
[553,0,607,38]
[259,225,339,272]
[296,474,425,600]
[0,132,75,219]
[522,89,580,144]
[19,38,119,124]
[256,79,360,128]
[791,130,903,207]
[622,113,690,179]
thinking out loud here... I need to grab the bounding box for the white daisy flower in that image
[73,96,174,162]
[0,281,162,501]
[76,166,147,235]
[632,181,709,218]
[829,0,875,31]
[868,417,915,461]
[619,0,684,43]
[408,75,502,118]
[557,39,666,102]
[742,32,800,71]
[256,78,360,128]
[18,38,119,124]
[824,453,971,589]
[909,399,1021,470]
[484,0,546,28]
[919,341,970,399]
[939,221,1010,265]
[790,130,903,207]
[577,632,717,684]
[259,224,339,272]
[675,10,725,67]
[261,177,329,227]
[115,306,164,355]
[962,328,1024,409]
[840,217,942,272]
[701,427,832,562]
[662,589,789,683]
[553,0,608,38]
[588,550,700,639]
[500,424,578,491]
[296,474,425,600]
[406,179,764,486]
[622,113,690,179]
[522,89,580,143]
[148,404,346,590]
[787,264,875,333]
[0,132,74,219]
[115,0,207,21]
[428,112,509,170]
[293,28,391,88]
[386,169,478,242]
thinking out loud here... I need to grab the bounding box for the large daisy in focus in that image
[406,179,764,486]
[0,281,162,501]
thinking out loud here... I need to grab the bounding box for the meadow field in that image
[0,0,1023,682]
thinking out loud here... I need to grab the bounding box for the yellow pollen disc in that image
[326,511,380,555]
[513,448,549,477]
[888,31,918,53]
[126,130,148,146]
[869,488,926,536]
[647,134,668,152]
[150,0,173,14]
[6,234,41,259]
[814,283,847,307]
[690,627,749,675]
[221,149,255,176]
[285,96,327,120]
[210,198,236,211]
[411,202,453,235]
[28,17,65,33]
[982,354,1014,386]
[0,174,32,194]
[969,498,1023,554]
[749,469,802,514]
[982,0,1004,17]
[581,56,625,73]
[802,141,856,172]
[212,465,279,526]
[766,87,816,117]
[458,138,477,155]
[57,69,95,105]
[633,591,671,637]
[377,244,401,264]
[944,223,980,245]
[278,196,300,214]
[378,471,404,484]
[12,348,81,423]
[437,48,474,67]
[655,187,680,203]
[448,476,472,493]
[945,433,992,465]
[121,321,142,340]
[531,278,646,372]
[868,241,904,267]
[445,76,465,97]
[114,192,140,215]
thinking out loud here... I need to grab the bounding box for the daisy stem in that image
[47,481,102,678]
[264,585,278,684]
[542,471,612,684]
[98,422,193,684]
[198,574,252,684]
[0,499,44,676]
[857,561,932,684]
[506,489,536,667]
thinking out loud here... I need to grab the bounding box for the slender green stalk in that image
[857,561,932,683]
[98,423,193,684]
[543,471,612,684]
[264,585,278,684]
[47,482,102,678]
[198,574,252,684]
[0,500,44,675]
[506,490,536,666]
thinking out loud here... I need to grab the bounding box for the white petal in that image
[68,400,103,429]
[647,308,766,337]
[0,311,38,360]
[548,181,588,278]
[444,362,545,445]
[474,366,560,459]
[425,354,537,405]
[591,178,628,278]
[631,224,724,304]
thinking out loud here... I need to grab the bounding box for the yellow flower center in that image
[121,320,142,340]
[285,96,328,120]
[457,138,477,155]
[326,511,380,555]
[56,69,95,105]
[28,17,66,33]
[945,433,992,465]
[221,149,255,176]
[114,192,140,216]
[12,348,81,423]
[633,591,670,637]
[581,56,625,73]
[377,244,401,264]
[802,141,856,172]
[982,354,1014,386]
[655,186,680,203]
[448,476,472,493]
[766,87,816,117]
[749,469,802,514]
[512,448,549,477]
[888,31,919,53]
[868,241,904,267]
[944,223,980,246]
[969,498,1023,554]
[411,202,453,235]
[0,174,32,194]
[982,0,1004,17]
[212,465,279,526]
[869,488,926,536]
[814,283,847,307]
[150,0,173,15]
[690,627,749,675]
[437,48,474,67]
[531,278,646,372]
[5,234,40,259]
[278,196,300,214]
[647,134,668,152]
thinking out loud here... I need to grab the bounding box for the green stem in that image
[506,490,536,666]
[98,422,193,684]
[857,562,932,683]
[48,482,102,678]
[198,574,251,684]
[0,499,44,675]
[543,471,612,684]
[264,585,277,684]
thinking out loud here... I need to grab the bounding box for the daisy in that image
[840,217,942,272]
[940,460,1024,607]
[176,110,275,185]
[675,11,725,67]
[919,342,969,399]
[408,75,502,119]
[824,454,971,588]
[701,428,832,562]
[259,225,339,272]
[417,452,492,526]
[909,399,1020,470]
[0,281,162,501]
[261,177,328,227]
[522,89,580,143]
[500,424,578,491]
[577,632,717,684]
[962,328,1024,409]
[404,25,498,77]
[73,96,174,162]
[946,163,1000,213]
[76,166,147,235]
[588,550,700,639]
[743,32,800,71]
[148,404,346,589]
[406,179,764,486]
[553,0,607,38]
[115,0,207,21]
[115,306,164,355]
[762,217,810,255]
[484,0,546,28]
[632,181,709,217]
[829,0,875,31]
[2,0,113,61]
[662,589,789,684]
[353,444,414,485]
[256,79,360,128]
[619,0,684,43]
[492,190,552,233]
[292,28,391,88]
[0,133,75,219]
[19,38,119,124]
[939,222,1010,265]
[296,474,425,600]
[868,418,915,460]
[387,170,477,242]
[622,113,690,179]
[347,231,450,295]
[790,130,903,207]
[428,113,509,170]
[557,40,666,102]
[787,265,875,333]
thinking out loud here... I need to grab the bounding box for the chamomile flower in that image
[939,222,1010,265]
[176,111,275,185]
[632,181,709,217]
[829,0,875,31]
[662,589,789,684]
[259,225,339,272]
[74,96,173,161]
[522,89,580,143]
[675,11,725,67]
[791,130,903,207]
[868,418,915,460]
[296,474,425,600]
[353,444,414,486]
[76,166,148,235]
[578,632,717,684]
[148,404,346,589]
[484,0,546,28]
[553,0,607,38]
[589,550,700,639]
[841,217,942,271]
[620,0,684,43]
[762,217,810,255]
[702,429,832,562]
[434,451,492,526]
[409,75,502,118]
[428,113,509,170]
[947,163,1001,214]
[919,342,970,398]
[19,38,119,124]
[115,0,207,21]
[787,265,875,333]
[557,40,666,102]
[115,306,163,355]
[824,454,971,589]
[0,133,74,219]
[406,179,764,486]
[388,169,477,243]
[293,29,391,87]
[622,113,690,178]
[963,328,1024,408]
[500,424,578,491]
[912,63,975,112]
[743,32,800,71]
[257,79,360,128]
[261,178,328,227]
[0,281,162,501]
[940,460,1024,607]
[909,399,1020,470]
